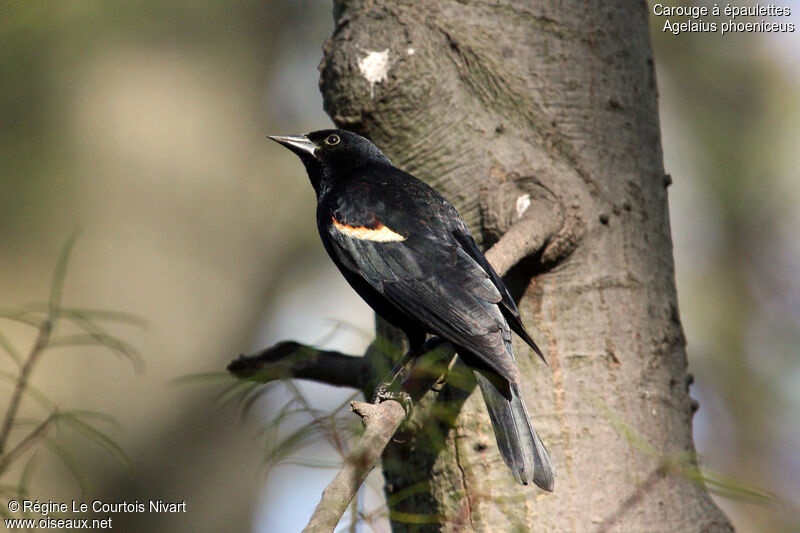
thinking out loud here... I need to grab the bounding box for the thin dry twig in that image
[302,340,455,533]
[302,401,406,533]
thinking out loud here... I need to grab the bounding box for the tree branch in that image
[484,194,565,277]
[227,341,373,391]
[302,339,456,533]
[302,401,405,533]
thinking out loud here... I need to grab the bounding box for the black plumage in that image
[269,129,555,491]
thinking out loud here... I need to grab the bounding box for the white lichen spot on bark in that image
[357,49,390,98]
[516,193,531,218]
[406,48,415,55]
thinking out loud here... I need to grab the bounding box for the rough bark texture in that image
[317,1,734,531]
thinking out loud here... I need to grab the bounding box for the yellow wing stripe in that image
[332,217,406,242]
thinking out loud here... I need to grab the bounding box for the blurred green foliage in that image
[0,236,142,520]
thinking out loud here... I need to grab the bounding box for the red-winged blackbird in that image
[270,129,555,491]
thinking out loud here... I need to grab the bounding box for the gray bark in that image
[315,0,735,531]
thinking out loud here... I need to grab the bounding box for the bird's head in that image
[269,129,391,195]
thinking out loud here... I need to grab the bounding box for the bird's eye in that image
[325,134,340,146]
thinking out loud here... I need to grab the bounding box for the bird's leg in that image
[371,347,417,415]
[431,364,452,392]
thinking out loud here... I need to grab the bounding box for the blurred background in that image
[0,1,797,531]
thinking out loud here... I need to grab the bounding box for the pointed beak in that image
[268,134,317,157]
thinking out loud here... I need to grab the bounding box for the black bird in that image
[269,129,555,491]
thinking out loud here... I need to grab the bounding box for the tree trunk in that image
[318,1,734,531]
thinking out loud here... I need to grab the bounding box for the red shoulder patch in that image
[331,216,406,242]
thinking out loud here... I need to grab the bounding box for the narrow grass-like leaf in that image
[9,416,49,429]
[686,466,778,505]
[282,457,344,469]
[256,399,306,438]
[62,410,123,434]
[40,437,87,494]
[216,380,262,407]
[387,481,436,506]
[0,329,21,365]
[57,309,144,372]
[18,303,148,328]
[18,452,39,499]
[0,308,45,328]
[56,413,130,471]
[312,321,346,348]
[317,392,362,455]
[171,372,232,387]
[263,419,320,473]
[371,334,404,362]
[284,380,312,411]
[48,233,80,318]
[388,511,447,524]
[47,333,143,371]
[320,318,373,343]
[589,390,777,507]
[0,484,23,498]
[237,383,279,420]
[589,393,658,457]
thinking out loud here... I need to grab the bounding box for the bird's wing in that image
[450,222,547,364]
[325,216,520,383]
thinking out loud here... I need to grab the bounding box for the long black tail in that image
[474,370,555,491]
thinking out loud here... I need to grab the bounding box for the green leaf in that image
[56,413,130,471]
[386,481,435,506]
[257,406,308,439]
[237,383,276,420]
[0,308,45,328]
[588,391,778,508]
[0,484,23,498]
[40,437,87,494]
[388,510,446,524]
[320,318,372,343]
[281,457,343,469]
[48,232,80,318]
[685,465,779,506]
[62,410,123,433]
[0,329,21,365]
[46,332,143,372]
[171,372,232,387]
[216,380,261,407]
[263,419,320,473]
[18,303,148,328]
[18,453,39,498]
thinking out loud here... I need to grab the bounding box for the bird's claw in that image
[371,384,413,418]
